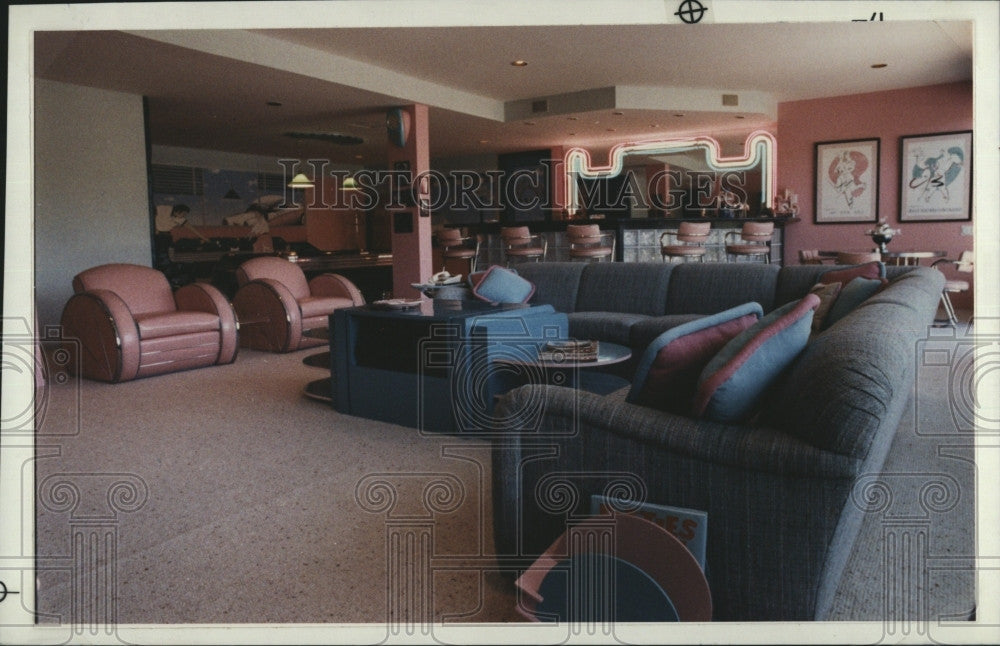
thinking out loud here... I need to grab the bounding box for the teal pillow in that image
[626,303,763,414]
[693,295,819,423]
[822,276,887,329]
[471,265,535,304]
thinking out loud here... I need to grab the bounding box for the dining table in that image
[818,249,947,266]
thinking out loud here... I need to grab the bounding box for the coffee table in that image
[493,341,632,395]
[329,300,567,434]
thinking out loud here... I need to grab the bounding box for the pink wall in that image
[777,81,973,308]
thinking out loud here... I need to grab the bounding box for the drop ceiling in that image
[33,20,972,165]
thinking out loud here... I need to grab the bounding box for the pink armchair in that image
[232,256,365,352]
[60,263,239,382]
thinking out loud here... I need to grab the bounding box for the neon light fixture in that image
[564,130,777,215]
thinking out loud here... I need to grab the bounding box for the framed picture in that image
[814,138,880,224]
[899,130,972,221]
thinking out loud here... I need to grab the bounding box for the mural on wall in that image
[813,138,880,224]
[151,166,290,226]
[899,130,972,222]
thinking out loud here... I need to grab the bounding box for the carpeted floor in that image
[32,317,976,635]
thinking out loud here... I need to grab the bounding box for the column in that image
[386,104,433,298]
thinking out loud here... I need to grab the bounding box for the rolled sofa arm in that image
[308,273,365,305]
[174,282,239,364]
[232,278,302,352]
[492,384,862,621]
[60,289,141,382]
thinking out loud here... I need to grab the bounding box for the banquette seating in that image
[232,256,364,352]
[61,263,238,382]
[489,260,944,620]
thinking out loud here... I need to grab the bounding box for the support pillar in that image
[386,104,433,298]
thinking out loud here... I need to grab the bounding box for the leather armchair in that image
[60,263,239,382]
[232,256,365,352]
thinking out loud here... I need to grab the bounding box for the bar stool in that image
[436,227,480,273]
[500,226,547,265]
[660,221,711,262]
[566,224,615,262]
[724,222,774,263]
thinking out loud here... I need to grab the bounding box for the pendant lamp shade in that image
[288,173,314,188]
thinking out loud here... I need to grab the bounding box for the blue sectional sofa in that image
[489,260,944,621]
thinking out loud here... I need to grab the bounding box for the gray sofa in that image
[490,260,944,621]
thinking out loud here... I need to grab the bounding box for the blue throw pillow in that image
[822,276,887,329]
[471,265,535,304]
[626,302,763,414]
[693,294,819,423]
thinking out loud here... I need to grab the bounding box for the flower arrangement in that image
[865,220,901,253]
[865,220,901,238]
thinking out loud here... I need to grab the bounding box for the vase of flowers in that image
[865,220,901,254]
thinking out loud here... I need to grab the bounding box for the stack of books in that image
[539,339,599,362]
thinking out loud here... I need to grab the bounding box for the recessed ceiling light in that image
[511,60,528,67]
[871,63,888,69]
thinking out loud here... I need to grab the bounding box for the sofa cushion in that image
[822,277,888,329]
[627,302,762,414]
[472,265,536,304]
[820,261,885,285]
[693,294,820,423]
[665,263,780,314]
[134,311,221,340]
[567,312,650,346]
[574,263,673,315]
[515,262,587,313]
[628,314,707,351]
[807,282,843,332]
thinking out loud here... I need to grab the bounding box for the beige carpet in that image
[31,320,976,636]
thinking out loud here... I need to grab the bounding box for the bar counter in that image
[460,215,799,265]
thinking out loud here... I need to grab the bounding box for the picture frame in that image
[813,138,880,224]
[898,130,972,222]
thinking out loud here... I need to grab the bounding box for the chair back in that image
[798,249,823,265]
[566,224,603,242]
[501,226,531,241]
[740,221,774,243]
[836,251,881,265]
[72,263,175,315]
[437,228,465,248]
[236,256,310,300]
[955,250,974,272]
[676,221,711,243]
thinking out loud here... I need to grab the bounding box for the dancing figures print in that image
[899,131,972,222]
[814,138,880,224]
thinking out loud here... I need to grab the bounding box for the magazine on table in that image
[539,339,598,362]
